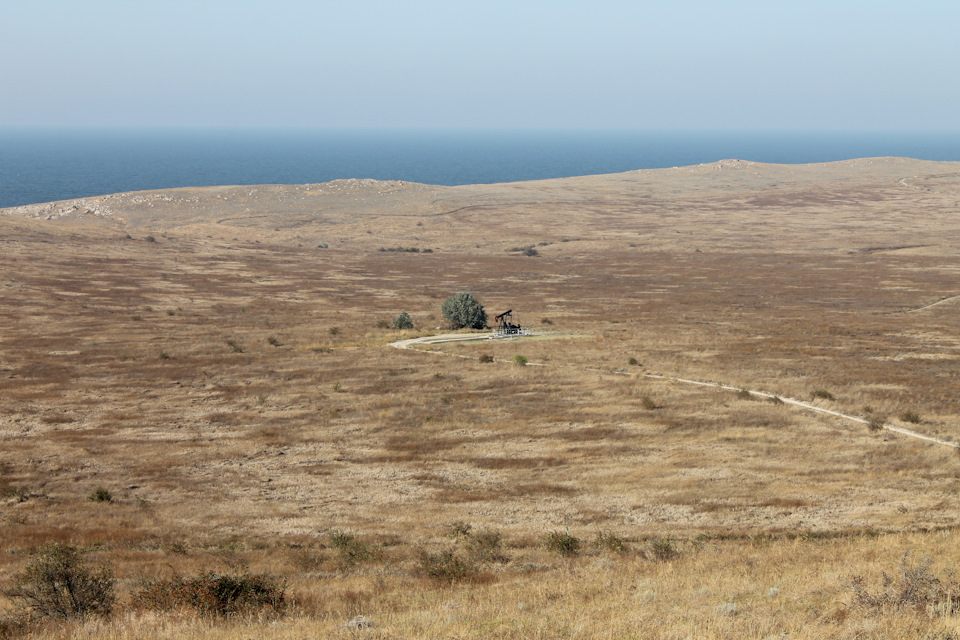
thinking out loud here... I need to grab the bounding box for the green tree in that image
[441,292,487,329]
[392,311,414,330]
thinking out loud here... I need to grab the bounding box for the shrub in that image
[392,311,414,330]
[543,530,580,557]
[329,327,340,336]
[646,537,677,562]
[135,572,285,616]
[628,357,638,366]
[267,336,281,347]
[478,353,494,363]
[852,554,960,615]
[6,544,115,620]
[811,389,835,401]
[513,355,528,366]
[522,246,539,257]
[867,416,885,432]
[593,531,626,554]
[466,529,508,563]
[226,340,243,353]
[899,411,922,424]
[417,549,478,583]
[88,486,112,503]
[641,396,657,410]
[441,292,487,330]
[328,530,379,567]
[541,318,553,325]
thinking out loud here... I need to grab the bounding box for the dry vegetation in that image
[3,158,960,638]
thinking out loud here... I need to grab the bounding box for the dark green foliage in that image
[6,544,115,620]
[513,354,528,366]
[392,311,414,330]
[441,292,487,330]
[88,486,112,503]
[135,572,285,616]
[543,530,580,557]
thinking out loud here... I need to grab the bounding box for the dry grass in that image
[3,159,960,637]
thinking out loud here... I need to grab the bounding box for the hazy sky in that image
[3,0,958,130]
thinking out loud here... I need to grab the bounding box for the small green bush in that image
[543,530,580,557]
[135,572,285,616]
[811,389,835,401]
[329,327,340,336]
[628,357,639,366]
[6,544,115,620]
[392,311,414,330]
[513,355,528,366]
[88,486,113,503]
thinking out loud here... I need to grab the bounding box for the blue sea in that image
[1,128,958,208]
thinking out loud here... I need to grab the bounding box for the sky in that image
[2,0,958,130]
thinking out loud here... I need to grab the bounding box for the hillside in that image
[3,158,960,638]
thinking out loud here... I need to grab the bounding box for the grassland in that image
[2,158,960,638]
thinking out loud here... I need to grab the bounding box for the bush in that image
[513,354,528,366]
[811,389,835,401]
[6,544,115,620]
[392,311,414,330]
[88,486,113,503]
[543,530,580,557]
[593,531,626,554]
[852,555,960,615]
[641,396,657,410]
[328,530,380,567]
[135,572,285,616]
[441,292,487,330]
[466,529,508,563]
[478,353,494,363]
[646,537,678,562]
[417,549,478,583]
[900,411,922,424]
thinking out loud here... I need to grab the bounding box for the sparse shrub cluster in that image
[478,353,494,363]
[811,389,835,401]
[417,550,479,583]
[543,530,580,557]
[328,530,381,567]
[645,537,678,562]
[378,246,433,253]
[135,572,285,616]
[899,411,922,424]
[593,531,626,554]
[852,555,960,616]
[6,544,115,620]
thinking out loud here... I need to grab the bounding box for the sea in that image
[1,128,959,209]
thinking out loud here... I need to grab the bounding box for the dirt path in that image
[904,294,960,313]
[389,332,959,449]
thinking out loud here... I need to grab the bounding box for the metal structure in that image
[492,309,529,337]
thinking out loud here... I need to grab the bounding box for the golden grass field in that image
[2,157,960,638]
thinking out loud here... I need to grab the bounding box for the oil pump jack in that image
[493,309,525,336]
